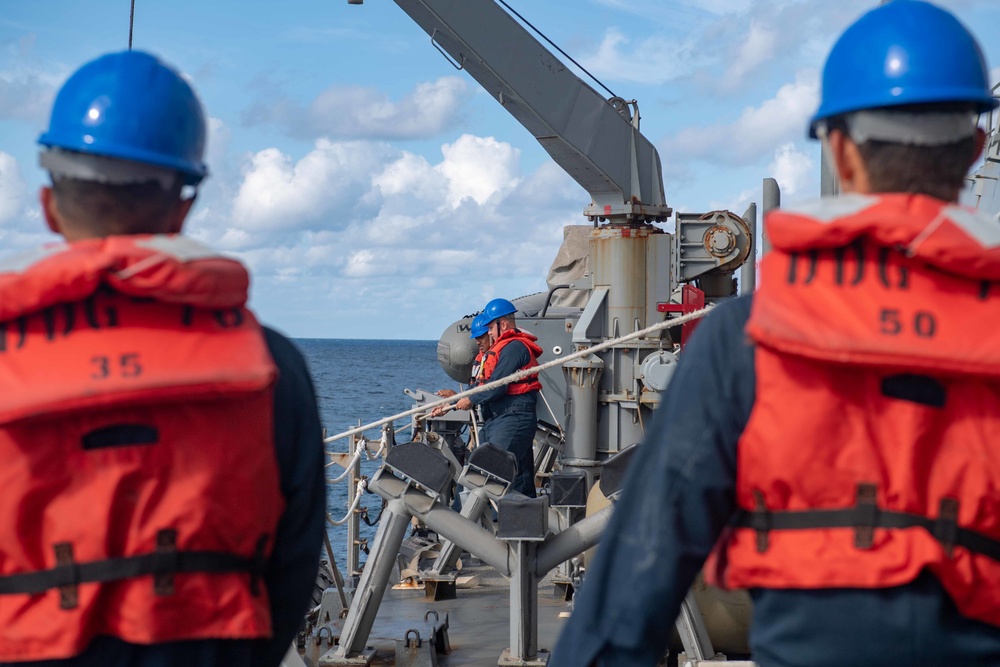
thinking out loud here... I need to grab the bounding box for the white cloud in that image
[244,77,472,141]
[437,135,521,206]
[681,0,752,14]
[0,152,26,225]
[230,139,393,233]
[724,19,778,82]
[0,152,54,254]
[343,248,479,279]
[0,65,58,124]
[768,143,814,197]
[185,132,584,336]
[666,70,819,166]
[579,28,707,86]
[372,152,445,202]
[205,117,232,170]
[577,0,869,93]
[708,187,755,216]
[0,33,62,125]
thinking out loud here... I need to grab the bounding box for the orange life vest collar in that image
[764,193,1000,280]
[481,329,543,395]
[0,234,249,322]
[749,195,1000,377]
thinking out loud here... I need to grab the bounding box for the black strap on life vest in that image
[507,379,539,393]
[0,530,269,609]
[737,483,1000,561]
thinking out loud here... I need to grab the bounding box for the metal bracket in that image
[497,648,550,666]
[431,29,465,70]
[675,592,717,663]
[674,210,752,283]
[425,610,452,655]
[572,287,608,343]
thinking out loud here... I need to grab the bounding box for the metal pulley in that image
[674,209,754,282]
[638,350,678,392]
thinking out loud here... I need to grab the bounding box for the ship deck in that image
[307,561,573,666]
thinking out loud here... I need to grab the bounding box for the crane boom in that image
[389,0,671,221]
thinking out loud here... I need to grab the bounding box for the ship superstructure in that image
[295,3,1000,667]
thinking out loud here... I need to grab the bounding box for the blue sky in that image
[1,0,998,339]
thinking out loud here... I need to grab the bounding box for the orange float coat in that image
[0,235,285,661]
[480,329,543,394]
[470,350,494,386]
[706,194,1000,627]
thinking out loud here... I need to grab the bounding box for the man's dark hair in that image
[50,177,184,235]
[827,103,979,201]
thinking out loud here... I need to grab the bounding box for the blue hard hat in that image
[809,0,998,138]
[39,51,208,185]
[469,313,490,339]
[482,298,517,324]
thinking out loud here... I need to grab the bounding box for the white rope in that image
[325,437,367,477]
[366,433,389,461]
[323,305,714,444]
[324,428,390,485]
[325,479,368,526]
[537,388,565,441]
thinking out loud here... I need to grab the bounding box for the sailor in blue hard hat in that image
[808,0,995,200]
[446,297,543,497]
[553,3,1000,666]
[436,313,494,399]
[10,50,325,667]
[467,312,494,384]
[481,297,518,324]
[469,311,491,340]
[36,50,208,240]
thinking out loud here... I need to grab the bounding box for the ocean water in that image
[293,338,453,567]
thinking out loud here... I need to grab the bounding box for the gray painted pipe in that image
[740,202,757,294]
[535,505,613,575]
[369,473,512,575]
[761,178,781,256]
[820,144,840,197]
[422,501,512,575]
[335,497,412,658]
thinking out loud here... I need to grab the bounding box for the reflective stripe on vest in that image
[707,195,1000,628]
[0,236,284,660]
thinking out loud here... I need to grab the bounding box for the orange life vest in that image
[480,329,543,394]
[706,194,1000,627]
[0,235,285,661]
[470,350,492,386]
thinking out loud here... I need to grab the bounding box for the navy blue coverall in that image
[470,340,538,498]
[551,296,1000,667]
[14,328,326,667]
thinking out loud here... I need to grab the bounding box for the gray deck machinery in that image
[318,1,776,665]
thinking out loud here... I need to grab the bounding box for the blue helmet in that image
[482,298,517,324]
[469,313,490,339]
[39,51,208,185]
[809,0,998,138]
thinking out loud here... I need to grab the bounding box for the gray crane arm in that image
[393,0,671,221]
